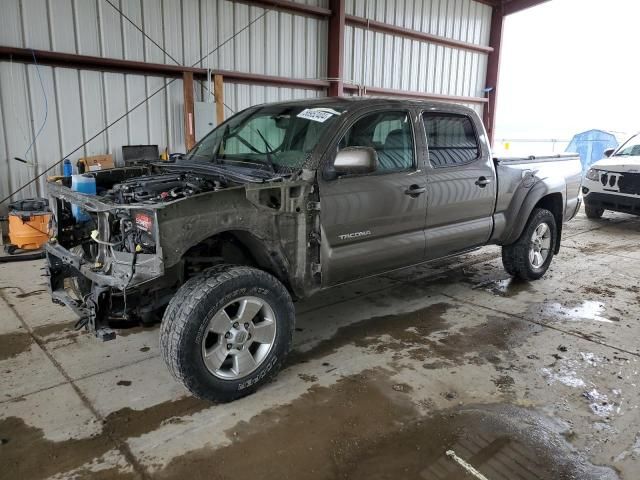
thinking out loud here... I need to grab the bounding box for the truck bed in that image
[491,153,582,245]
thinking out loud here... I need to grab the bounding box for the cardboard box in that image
[79,154,114,172]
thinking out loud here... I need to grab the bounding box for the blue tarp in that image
[565,129,618,171]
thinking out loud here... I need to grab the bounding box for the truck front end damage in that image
[45,165,319,341]
[46,177,167,340]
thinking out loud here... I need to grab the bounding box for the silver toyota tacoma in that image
[45,97,582,401]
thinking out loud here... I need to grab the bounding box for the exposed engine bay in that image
[42,152,315,347]
[101,172,225,205]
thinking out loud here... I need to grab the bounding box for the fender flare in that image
[501,177,565,246]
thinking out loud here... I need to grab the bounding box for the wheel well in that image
[181,231,290,288]
[534,193,563,253]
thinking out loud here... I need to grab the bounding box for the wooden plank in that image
[214,74,225,125]
[183,72,195,150]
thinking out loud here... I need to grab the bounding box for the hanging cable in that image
[0,7,271,206]
[23,50,48,161]
[9,55,32,148]
[0,75,176,206]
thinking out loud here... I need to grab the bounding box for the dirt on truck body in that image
[46,97,582,401]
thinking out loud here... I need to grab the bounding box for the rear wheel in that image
[160,265,294,402]
[585,203,604,219]
[502,208,557,281]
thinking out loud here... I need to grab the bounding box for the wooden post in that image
[214,74,225,125]
[183,71,195,150]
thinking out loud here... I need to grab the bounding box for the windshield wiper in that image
[255,129,276,173]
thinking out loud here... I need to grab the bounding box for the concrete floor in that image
[1,208,639,479]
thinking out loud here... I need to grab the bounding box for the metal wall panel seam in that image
[23,64,40,196]
[96,0,112,155]
[141,0,153,144]
[73,0,89,160]
[164,1,175,150]
[118,0,131,146]
[42,0,58,187]
[17,0,32,191]
[362,1,370,87]
[0,72,14,201]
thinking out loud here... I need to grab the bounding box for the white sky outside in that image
[495,0,639,147]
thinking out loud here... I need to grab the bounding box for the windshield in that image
[614,134,640,156]
[185,105,345,173]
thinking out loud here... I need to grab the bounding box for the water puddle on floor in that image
[538,300,614,323]
[475,277,534,298]
[155,374,619,480]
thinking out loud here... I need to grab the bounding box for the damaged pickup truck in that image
[46,98,582,401]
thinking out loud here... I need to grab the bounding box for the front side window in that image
[339,111,414,172]
[187,105,345,173]
[423,113,479,167]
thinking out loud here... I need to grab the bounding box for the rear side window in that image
[423,113,479,167]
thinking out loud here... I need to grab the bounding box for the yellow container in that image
[8,212,51,250]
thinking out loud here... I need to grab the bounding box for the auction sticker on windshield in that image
[297,109,336,123]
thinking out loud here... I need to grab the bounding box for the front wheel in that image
[502,208,557,281]
[160,265,295,402]
[584,203,605,219]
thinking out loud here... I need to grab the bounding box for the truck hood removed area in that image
[48,164,289,210]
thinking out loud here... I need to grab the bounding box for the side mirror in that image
[333,147,378,176]
[603,148,615,158]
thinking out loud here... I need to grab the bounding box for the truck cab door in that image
[421,111,497,259]
[318,109,427,286]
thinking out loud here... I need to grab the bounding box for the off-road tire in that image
[584,203,605,219]
[160,265,294,402]
[502,208,557,281]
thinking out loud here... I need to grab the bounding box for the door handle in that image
[475,176,492,187]
[404,185,426,197]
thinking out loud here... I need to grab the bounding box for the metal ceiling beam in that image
[237,0,331,18]
[345,15,493,55]
[343,84,488,104]
[473,0,501,7]
[502,0,551,16]
[0,46,329,90]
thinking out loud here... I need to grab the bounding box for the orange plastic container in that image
[8,212,51,250]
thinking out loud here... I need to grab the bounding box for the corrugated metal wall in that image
[344,0,491,110]
[0,0,327,204]
[0,0,490,207]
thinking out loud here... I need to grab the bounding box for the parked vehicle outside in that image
[45,98,582,401]
[582,133,640,218]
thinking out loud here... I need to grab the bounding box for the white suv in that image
[582,133,640,218]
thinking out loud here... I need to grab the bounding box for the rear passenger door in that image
[319,109,428,285]
[422,111,497,259]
